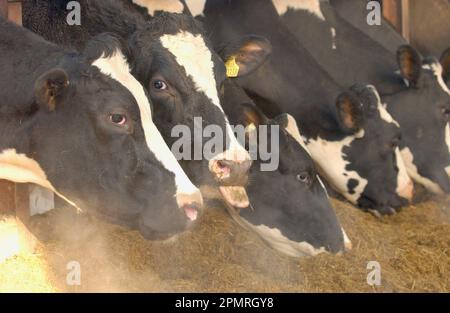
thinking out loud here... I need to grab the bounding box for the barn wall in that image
[409,0,450,57]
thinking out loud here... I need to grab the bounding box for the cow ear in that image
[241,102,269,127]
[440,47,450,83]
[397,45,422,87]
[336,92,365,134]
[222,36,272,78]
[34,69,70,112]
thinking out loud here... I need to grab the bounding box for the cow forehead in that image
[305,135,368,204]
[379,102,400,128]
[160,31,222,109]
[272,0,325,21]
[422,62,450,97]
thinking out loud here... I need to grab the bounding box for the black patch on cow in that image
[347,178,359,195]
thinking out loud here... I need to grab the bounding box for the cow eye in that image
[109,113,127,126]
[153,80,168,90]
[296,172,311,185]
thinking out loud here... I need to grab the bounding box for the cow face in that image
[127,13,259,189]
[384,46,450,194]
[222,100,346,256]
[305,85,413,216]
[9,51,203,240]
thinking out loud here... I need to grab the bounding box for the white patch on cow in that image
[400,147,444,194]
[422,63,450,97]
[131,0,183,15]
[283,114,310,155]
[367,84,400,127]
[395,148,413,198]
[379,103,400,127]
[224,203,326,257]
[305,135,368,204]
[317,175,328,197]
[0,149,80,213]
[92,50,202,207]
[184,0,206,16]
[330,27,337,50]
[160,31,251,164]
[273,0,325,21]
[341,227,352,251]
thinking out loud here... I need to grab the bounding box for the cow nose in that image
[210,159,252,186]
[176,189,204,222]
[398,180,414,201]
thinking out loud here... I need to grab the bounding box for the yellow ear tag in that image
[225,56,240,78]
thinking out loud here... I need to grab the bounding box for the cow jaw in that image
[400,147,444,194]
[219,186,250,209]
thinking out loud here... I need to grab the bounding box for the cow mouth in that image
[181,205,199,222]
[219,186,250,209]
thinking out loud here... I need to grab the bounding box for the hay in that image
[0,194,449,292]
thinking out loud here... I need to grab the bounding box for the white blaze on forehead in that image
[400,147,444,194]
[0,149,80,211]
[160,31,250,163]
[92,50,202,205]
[283,114,310,155]
[366,84,400,127]
[422,63,450,97]
[184,0,206,16]
[306,135,368,204]
[131,0,184,15]
[273,0,326,21]
[379,103,400,127]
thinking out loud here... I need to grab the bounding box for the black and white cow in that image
[190,0,413,215]
[277,0,450,194]
[0,17,203,239]
[221,79,350,256]
[23,1,266,205]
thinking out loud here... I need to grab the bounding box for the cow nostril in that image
[212,160,232,180]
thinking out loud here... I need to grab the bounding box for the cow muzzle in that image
[176,189,204,223]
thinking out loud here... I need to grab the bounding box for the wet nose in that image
[176,188,204,222]
[398,179,414,201]
[210,159,252,186]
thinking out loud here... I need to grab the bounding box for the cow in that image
[220,79,351,256]
[277,0,450,194]
[22,0,271,209]
[0,17,203,240]
[189,0,413,216]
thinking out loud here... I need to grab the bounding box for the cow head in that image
[305,84,413,216]
[127,13,269,191]
[384,45,450,194]
[2,38,204,240]
[220,80,347,256]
